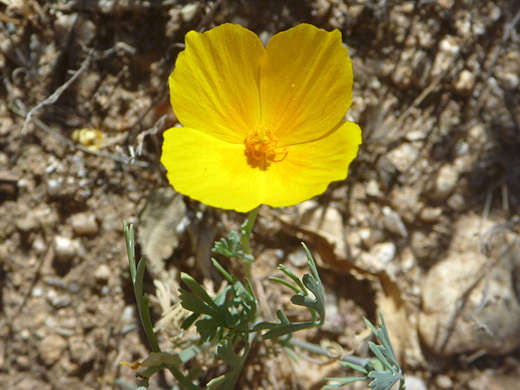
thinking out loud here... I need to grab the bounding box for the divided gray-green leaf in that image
[213,230,242,259]
[205,339,249,390]
[253,244,325,339]
[325,313,404,390]
[367,369,402,390]
[323,376,367,389]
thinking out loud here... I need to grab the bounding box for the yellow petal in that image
[262,121,362,207]
[161,127,264,212]
[260,24,353,146]
[170,24,265,144]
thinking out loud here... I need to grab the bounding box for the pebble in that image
[70,212,98,236]
[15,216,38,232]
[447,193,466,211]
[180,3,199,22]
[366,179,382,197]
[16,355,31,370]
[54,14,94,45]
[410,230,438,259]
[121,305,136,334]
[20,329,31,340]
[455,69,475,92]
[435,375,453,389]
[467,374,491,390]
[94,264,111,284]
[404,376,427,390]
[53,235,80,261]
[431,35,460,76]
[287,248,308,268]
[369,242,396,263]
[382,206,408,237]
[419,206,443,223]
[31,286,44,297]
[0,117,13,136]
[430,164,459,201]
[101,211,120,232]
[390,186,422,224]
[437,0,454,9]
[32,235,47,254]
[18,378,51,390]
[38,334,67,366]
[386,143,419,172]
[46,178,62,196]
[54,12,76,37]
[50,295,72,309]
[499,71,519,89]
[69,336,95,365]
[76,19,96,45]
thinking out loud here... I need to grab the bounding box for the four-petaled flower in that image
[161,23,362,212]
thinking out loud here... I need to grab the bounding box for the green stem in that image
[240,206,259,279]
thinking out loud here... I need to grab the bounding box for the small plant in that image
[122,22,404,390]
[123,215,404,389]
[325,314,405,390]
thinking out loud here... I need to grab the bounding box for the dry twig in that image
[21,49,94,134]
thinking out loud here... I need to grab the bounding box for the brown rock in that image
[38,334,67,366]
[419,216,520,355]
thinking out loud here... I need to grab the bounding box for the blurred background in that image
[0,0,519,389]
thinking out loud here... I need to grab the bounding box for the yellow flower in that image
[161,23,362,212]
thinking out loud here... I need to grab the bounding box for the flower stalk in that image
[240,206,259,279]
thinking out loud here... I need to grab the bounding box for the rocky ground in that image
[1,0,520,389]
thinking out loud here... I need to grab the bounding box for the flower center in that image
[244,125,289,170]
[244,125,279,161]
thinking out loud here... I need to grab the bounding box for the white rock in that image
[94,264,111,284]
[71,212,98,236]
[455,69,475,92]
[54,235,80,261]
[98,0,114,13]
[387,143,419,172]
[366,179,382,197]
[431,35,460,76]
[180,3,199,22]
[287,248,308,268]
[430,164,459,201]
[54,12,76,37]
[406,130,427,141]
[405,376,427,390]
[439,35,460,54]
[31,286,44,297]
[370,242,396,264]
[435,375,454,389]
[46,178,62,196]
[447,193,465,211]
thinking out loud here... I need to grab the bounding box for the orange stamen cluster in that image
[244,127,280,161]
[244,126,289,167]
